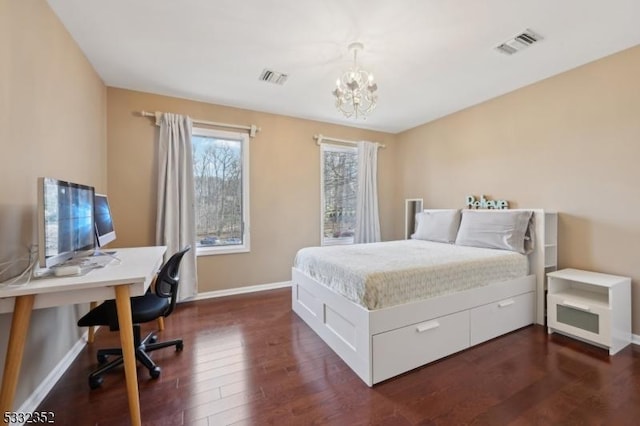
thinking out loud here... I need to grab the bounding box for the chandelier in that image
[332,42,378,119]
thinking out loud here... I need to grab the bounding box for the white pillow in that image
[412,209,461,243]
[455,210,534,254]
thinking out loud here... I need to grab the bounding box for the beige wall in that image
[397,45,640,333]
[0,0,107,408]
[107,88,399,292]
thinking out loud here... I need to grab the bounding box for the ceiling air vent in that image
[259,69,289,85]
[495,29,542,55]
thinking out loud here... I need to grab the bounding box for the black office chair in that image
[78,246,190,389]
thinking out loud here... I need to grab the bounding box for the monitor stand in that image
[91,248,117,257]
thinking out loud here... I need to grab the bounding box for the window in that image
[192,127,249,255]
[321,143,358,245]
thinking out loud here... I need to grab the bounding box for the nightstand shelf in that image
[547,268,631,355]
[550,289,609,309]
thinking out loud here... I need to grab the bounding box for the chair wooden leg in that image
[157,317,164,331]
[88,301,97,343]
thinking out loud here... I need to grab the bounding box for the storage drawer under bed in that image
[470,291,535,346]
[372,310,469,383]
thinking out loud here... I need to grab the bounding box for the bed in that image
[291,209,552,386]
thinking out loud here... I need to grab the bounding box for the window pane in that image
[192,135,243,247]
[323,146,357,244]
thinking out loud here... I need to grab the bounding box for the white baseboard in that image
[16,331,90,419]
[633,333,640,346]
[191,281,291,301]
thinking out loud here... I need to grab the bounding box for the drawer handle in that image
[498,300,515,308]
[416,321,440,333]
[561,300,591,312]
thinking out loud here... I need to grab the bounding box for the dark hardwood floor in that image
[37,288,640,425]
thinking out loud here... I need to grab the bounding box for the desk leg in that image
[114,285,142,426]
[0,295,35,425]
[87,301,97,343]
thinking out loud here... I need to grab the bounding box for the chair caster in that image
[97,353,109,364]
[149,334,158,344]
[89,375,103,389]
[176,342,184,351]
[150,366,161,379]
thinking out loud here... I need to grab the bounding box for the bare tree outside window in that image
[322,144,358,244]
[192,134,243,247]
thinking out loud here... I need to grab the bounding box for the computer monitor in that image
[94,193,116,247]
[37,177,96,269]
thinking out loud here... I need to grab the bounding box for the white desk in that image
[0,246,166,426]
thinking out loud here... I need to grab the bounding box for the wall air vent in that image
[259,69,289,85]
[495,29,542,55]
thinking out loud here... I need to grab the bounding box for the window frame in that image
[192,126,250,256]
[320,142,358,246]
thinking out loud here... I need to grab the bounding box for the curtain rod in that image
[313,134,386,148]
[140,110,260,138]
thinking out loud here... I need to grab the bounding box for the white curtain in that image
[354,141,381,243]
[156,113,198,301]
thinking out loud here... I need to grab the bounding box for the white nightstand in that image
[547,268,631,355]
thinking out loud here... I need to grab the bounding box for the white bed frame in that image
[291,209,551,386]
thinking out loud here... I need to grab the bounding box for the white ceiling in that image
[47,0,640,133]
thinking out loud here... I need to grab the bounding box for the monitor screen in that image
[38,177,95,269]
[94,193,116,247]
